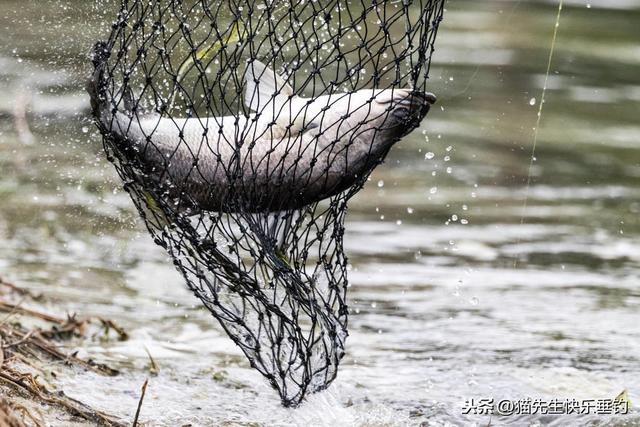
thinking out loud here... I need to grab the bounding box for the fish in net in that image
[88,0,444,407]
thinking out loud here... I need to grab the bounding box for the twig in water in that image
[0,301,65,325]
[12,90,34,145]
[98,318,130,341]
[132,378,149,427]
[0,368,125,426]
[0,397,29,427]
[0,277,42,300]
[10,401,46,427]
[143,346,159,376]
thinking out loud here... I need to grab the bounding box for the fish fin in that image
[142,190,170,228]
[122,86,137,113]
[170,22,242,111]
[87,41,111,122]
[244,60,294,113]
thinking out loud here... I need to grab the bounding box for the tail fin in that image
[87,41,112,127]
[86,42,148,159]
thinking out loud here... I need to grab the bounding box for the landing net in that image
[89,0,444,406]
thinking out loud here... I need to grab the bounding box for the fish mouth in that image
[391,90,436,131]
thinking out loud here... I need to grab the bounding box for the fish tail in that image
[87,41,113,129]
[87,42,149,161]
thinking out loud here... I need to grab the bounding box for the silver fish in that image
[88,42,436,213]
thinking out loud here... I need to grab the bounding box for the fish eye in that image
[392,107,410,120]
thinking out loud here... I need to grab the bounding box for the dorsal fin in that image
[244,60,294,113]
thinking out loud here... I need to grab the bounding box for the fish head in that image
[303,88,435,141]
[366,88,436,140]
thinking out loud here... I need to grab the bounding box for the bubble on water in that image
[460,219,469,225]
[529,97,536,106]
[424,152,435,160]
[470,297,479,306]
[377,180,384,188]
[371,302,377,308]
[81,126,89,133]
[429,187,438,194]
[451,214,458,221]
[407,207,414,214]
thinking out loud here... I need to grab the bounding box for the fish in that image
[88,41,436,214]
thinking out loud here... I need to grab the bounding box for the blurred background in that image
[0,0,639,425]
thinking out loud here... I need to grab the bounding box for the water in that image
[1,0,639,425]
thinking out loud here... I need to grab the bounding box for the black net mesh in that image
[89,0,444,407]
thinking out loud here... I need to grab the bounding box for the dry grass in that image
[0,276,130,426]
